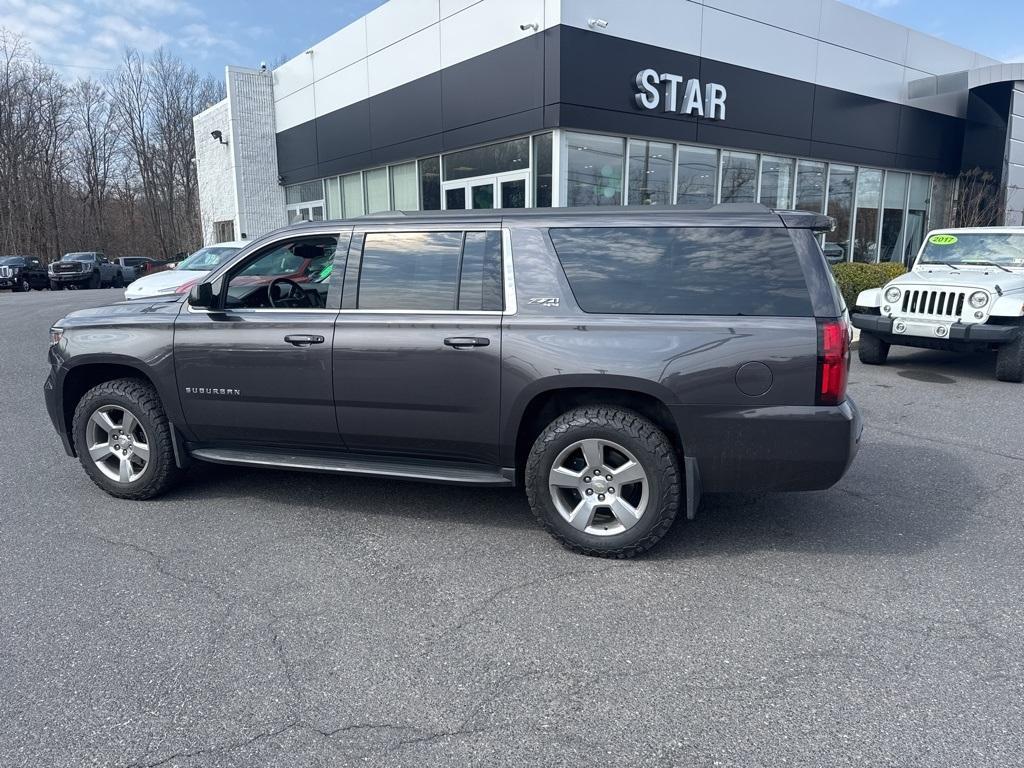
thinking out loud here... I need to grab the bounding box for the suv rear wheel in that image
[525,406,681,558]
[996,333,1024,383]
[858,332,890,365]
[72,378,183,499]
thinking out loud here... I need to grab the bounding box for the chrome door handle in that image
[444,336,490,348]
[284,334,325,346]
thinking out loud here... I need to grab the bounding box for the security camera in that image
[519,22,539,32]
[587,18,608,29]
[259,61,267,72]
[210,130,227,145]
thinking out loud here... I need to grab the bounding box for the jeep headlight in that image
[969,291,989,309]
[884,287,901,303]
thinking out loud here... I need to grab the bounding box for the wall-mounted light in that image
[210,130,228,146]
[519,22,539,32]
[588,18,609,29]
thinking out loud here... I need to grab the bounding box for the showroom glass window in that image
[364,168,390,214]
[879,171,908,264]
[676,145,718,208]
[720,151,758,203]
[418,157,441,211]
[533,133,553,208]
[904,174,932,263]
[627,140,674,205]
[342,173,364,218]
[759,155,795,209]
[390,162,418,211]
[853,168,882,262]
[442,138,529,181]
[566,132,624,206]
[826,165,855,261]
[795,161,826,213]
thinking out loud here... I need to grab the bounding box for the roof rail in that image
[707,202,772,214]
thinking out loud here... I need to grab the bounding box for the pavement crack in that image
[123,720,301,768]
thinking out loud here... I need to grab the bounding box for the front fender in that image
[855,287,883,309]
[990,295,1024,318]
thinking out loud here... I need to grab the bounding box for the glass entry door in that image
[442,172,529,210]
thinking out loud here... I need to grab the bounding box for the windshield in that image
[178,246,241,271]
[919,233,1024,268]
[0,256,25,265]
[63,253,95,262]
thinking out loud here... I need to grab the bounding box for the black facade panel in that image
[315,100,371,164]
[280,163,320,185]
[557,25,701,116]
[558,104,698,144]
[811,87,902,153]
[697,59,815,141]
[897,105,963,166]
[317,151,374,179]
[544,26,561,106]
[809,140,896,169]
[442,108,545,151]
[370,135,444,167]
[961,82,1012,175]
[441,35,545,131]
[276,121,318,179]
[696,123,811,158]
[369,73,442,150]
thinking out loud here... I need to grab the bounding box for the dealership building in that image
[194,0,1024,264]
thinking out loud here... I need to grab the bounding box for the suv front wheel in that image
[72,378,183,499]
[525,406,681,558]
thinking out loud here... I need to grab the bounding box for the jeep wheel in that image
[995,333,1024,383]
[858,332,890,365]
[525,406,681,558]
[72,378,183,500]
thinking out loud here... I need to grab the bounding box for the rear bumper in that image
[671,398,862,493]
[852,313,1020,344]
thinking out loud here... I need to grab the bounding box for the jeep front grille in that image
[900,289,966,318]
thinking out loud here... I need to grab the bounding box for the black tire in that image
[71,378,183,500]
[113,271,124,288]
[50,280,62,291]
[13,277,30,293]
[858,332,890,365]
[88,272,101,289]
[995,333,1024,383]
[525,406,681,558]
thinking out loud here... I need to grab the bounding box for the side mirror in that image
[188,282,216,309]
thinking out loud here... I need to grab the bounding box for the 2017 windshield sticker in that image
[929,234,958,245]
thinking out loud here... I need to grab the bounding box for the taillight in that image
[816,318,850,406]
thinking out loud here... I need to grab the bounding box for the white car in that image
[124,241,247,300]
[852,227,1024,382]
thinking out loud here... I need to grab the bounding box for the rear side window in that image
[549,227,812,316]
[357,231,502,311]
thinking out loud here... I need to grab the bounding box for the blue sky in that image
[0,0,1021,79]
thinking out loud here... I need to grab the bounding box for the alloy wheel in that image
[548,438,649,536]
[86,405,150,483]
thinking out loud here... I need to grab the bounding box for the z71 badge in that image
[528,297,559,307]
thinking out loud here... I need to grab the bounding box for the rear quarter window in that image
[549,227,812,316]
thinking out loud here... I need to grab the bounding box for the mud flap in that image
[684,456,702,520]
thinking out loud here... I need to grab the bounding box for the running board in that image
[189,447,514,487]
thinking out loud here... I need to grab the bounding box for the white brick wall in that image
[194,100,236,245]
[226,67,287,240]
[194,67,287,246]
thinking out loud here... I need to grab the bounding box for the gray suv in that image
[44,206,861,557]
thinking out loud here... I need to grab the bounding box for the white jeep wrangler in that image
[851,228,1024,382]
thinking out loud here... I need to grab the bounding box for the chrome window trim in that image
[187,227,517,317]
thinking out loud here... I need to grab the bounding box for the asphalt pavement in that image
[1,288,1022,767]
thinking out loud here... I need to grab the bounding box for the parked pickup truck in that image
[0,255,48,291]
[48,252,123,290]
[852,228,1024,382]
[44,206,861,557]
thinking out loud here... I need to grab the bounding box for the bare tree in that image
[951,168,1005,228]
